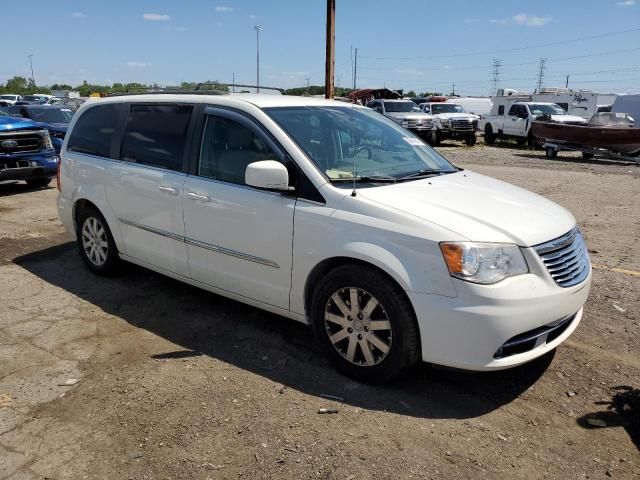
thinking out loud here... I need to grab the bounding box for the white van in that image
[446,97,492,116]
[57,93,591,382]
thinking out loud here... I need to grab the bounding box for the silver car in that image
[367,99,436,143]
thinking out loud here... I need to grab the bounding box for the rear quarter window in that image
[67,104,121,157]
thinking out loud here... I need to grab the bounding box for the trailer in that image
[542,141,640,164]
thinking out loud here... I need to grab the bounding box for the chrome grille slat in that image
[535,227,590,288]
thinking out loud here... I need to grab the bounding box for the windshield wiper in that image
[331,175,397,183]
[396,168,457,182]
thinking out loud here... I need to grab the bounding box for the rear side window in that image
[120,104,193,171]
[67,104,120,157]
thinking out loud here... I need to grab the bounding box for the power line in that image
[359,26,640,60]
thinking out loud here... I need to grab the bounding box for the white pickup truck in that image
[481,100,587,147]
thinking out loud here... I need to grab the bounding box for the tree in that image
[5,76,29,94]
[405,90,417,97]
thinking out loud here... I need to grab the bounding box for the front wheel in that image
[311,265,419,383]
[25,177,52,188]
[464,135,477,147]
[484,125,496,145]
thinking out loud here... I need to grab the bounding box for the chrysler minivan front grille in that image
[534,227,590,288]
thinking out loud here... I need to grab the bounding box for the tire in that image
[527,133,540,149]
[484,125,496,145]
[545,147,558,159]
[464,135,477,147]
[515,137,527,147]
[426,131,439,146]
[310,265,419,384]
[25,177,52,188]
[582,152,595,159]
[76,206,121,275]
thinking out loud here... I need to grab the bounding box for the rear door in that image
[182,107,295,309]
[105,103,196,276]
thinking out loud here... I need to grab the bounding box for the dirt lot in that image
[1,144,638,479]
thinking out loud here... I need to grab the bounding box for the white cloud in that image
[617,0,635,5]
[142,13,170,21]
[395,68,423,75]
[512,13,552,26]
[127,61,151,68]
[490,18,507,24]
[71,12,85,18]
[216,6,234,12]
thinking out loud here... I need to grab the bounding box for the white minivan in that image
[57,94,591,383]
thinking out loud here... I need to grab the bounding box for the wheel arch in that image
[72,197,124,253]
[303,254,415,321]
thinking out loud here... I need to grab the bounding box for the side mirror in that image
[519,112,529,119]
[376,107,383,113]
[245,160,290,191]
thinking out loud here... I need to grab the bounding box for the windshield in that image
[528,104,566,116]
[431,104,465,114]
[383,101,421,113]
[23,95,43,102]
[28,108,74,123]
[0,95,17,100]
[265,106,457,181]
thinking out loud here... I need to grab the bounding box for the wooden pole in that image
[325,0,335,99]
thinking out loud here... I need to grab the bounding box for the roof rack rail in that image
[106,83,286,97]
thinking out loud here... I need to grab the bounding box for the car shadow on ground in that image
[14,241,556,421]
[577,386,639,451]
[0,181,54,197]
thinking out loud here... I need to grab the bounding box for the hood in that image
[385,112,433,121]
[434,112,478,120]
[0,115,39,131]
[357,170,575,246]
[548,114,588,124]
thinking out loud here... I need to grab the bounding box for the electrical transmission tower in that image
[536,58,547,92]
[490,59,502,96]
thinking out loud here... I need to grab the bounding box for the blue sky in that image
[3,0,639,95]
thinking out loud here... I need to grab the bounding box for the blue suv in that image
[0,111,58,188]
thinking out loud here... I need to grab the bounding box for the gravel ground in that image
[0,143,638,479]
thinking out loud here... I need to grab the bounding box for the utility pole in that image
[305,75,311,95]
[565,75,569,89]
[353,47,358,90]
[324,0,335,99]
[452,82,455,96]
[232,72,235,93]
[536,57,547,92]
[490,59,501,96]
[254,25,262,93]
[27,54,35,87]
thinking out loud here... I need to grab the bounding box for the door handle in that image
[186,192,211,202]
[158,185,179,195]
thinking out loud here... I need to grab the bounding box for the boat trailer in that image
[543,141,640,164]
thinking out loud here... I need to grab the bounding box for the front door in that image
[106,103,194,276]
[183,108,295,310]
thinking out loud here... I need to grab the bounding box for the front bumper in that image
[407,254,591,371]
[0,152,58,181]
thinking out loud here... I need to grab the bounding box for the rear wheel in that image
[76,206,120,275]
[582,151,595,159]
[311,265,419,383]
[464,135,477,147]
[25,178,52,188]
[545,147,558,159]
[484,125,496,145]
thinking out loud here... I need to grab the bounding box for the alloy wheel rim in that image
[81,217,108,266]
[324,287,392,367]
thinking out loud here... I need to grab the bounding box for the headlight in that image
[440,118,450,125]
[41,131,54,151]
[440,242,529,284]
